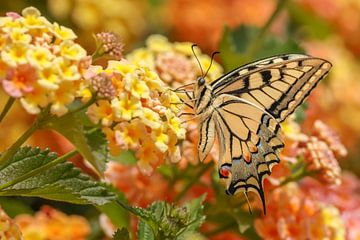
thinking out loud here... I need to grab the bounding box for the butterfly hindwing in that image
[212,95,283,212]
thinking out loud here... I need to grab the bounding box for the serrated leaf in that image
[45,111,107,175]
[0,147,116,205]
[113,228,130,240]
[137,219,155,240]
[136,195,206,239]
[181,194,206,233]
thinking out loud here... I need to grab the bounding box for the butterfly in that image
[178,49,332,214]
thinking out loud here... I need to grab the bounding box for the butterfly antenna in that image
[204,51,220,78]
[191,44,204,77]
[243,191,253,215]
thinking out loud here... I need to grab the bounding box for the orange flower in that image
[15,206,90,240]
[0,206,22,239]
[255,183,345,240]
[165,0,282,50]
[105,162,171,207]
[301,174,360,240]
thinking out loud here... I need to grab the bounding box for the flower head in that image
[255,183,346,240]
[87,57,186,173]
[95,32,124,60]
[15,206,90,239]
[0,7,91,116]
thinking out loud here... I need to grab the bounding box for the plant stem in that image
[0,97,15,123]
[0,149,78,191]
[174,162,213,201]
[69,94,98,115]
[246,0,289,58]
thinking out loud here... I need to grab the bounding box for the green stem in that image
[0,97,15,123]
[174,162,213,201]
[0,149,78,191]
[69,94,98,115]
[246,0,289,58]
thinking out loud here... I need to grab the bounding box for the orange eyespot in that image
[219,165,231,178]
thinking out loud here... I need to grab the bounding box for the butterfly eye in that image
[219,164,232,178]
[197,77,206,86]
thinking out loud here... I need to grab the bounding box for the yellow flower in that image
[1,17,22,33]
[151,126,169,153]
[136,139,159,176]
[141,65,165,91]
[55,57,81,81]
[111,93,142,121]
[124,71,150,99]
[309,205,345,240]
[126,48,155,68]
[161,90,183,113]
[173,41,196,56]
[49,81,76,116]
[1,42,29,67]
[20,84,49,114]
[27,46,54,69]
[87,100,114,126]
[50,22,77,40]
[103,127,121,156]
[146,34,172,52]
[21,7,51,29]
[38,66,60,90]
[140,108,161,129]
[59,40,87,61]
[165,110,186,139]
[167,130,181,163]
[115,120,145,149]
[107,59,136,76]
[8,28,32,44]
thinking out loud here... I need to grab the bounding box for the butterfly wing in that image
[212,94,283,213]
[211,54,332,122]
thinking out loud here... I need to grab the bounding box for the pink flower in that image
[2,64,37,98]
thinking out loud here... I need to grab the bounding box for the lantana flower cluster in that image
[255,183,346,240]
[15,206,90,239]
[127,34,223,166]
[127,34,223,86]
[0,7,90,116]
[0,207,22,239]
[86,59,186,175]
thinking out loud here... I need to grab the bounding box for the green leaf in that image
[137,195,206,239]
[219,25,304,72]
[219,26,250,71]
[137,219,155,240]
[0,197,33,217]
[45,111,107,175]
[113,228,130,240]
[0,147,116,205]
[287,2,333,39]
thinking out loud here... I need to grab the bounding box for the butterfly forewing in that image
[211,54,332,122]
